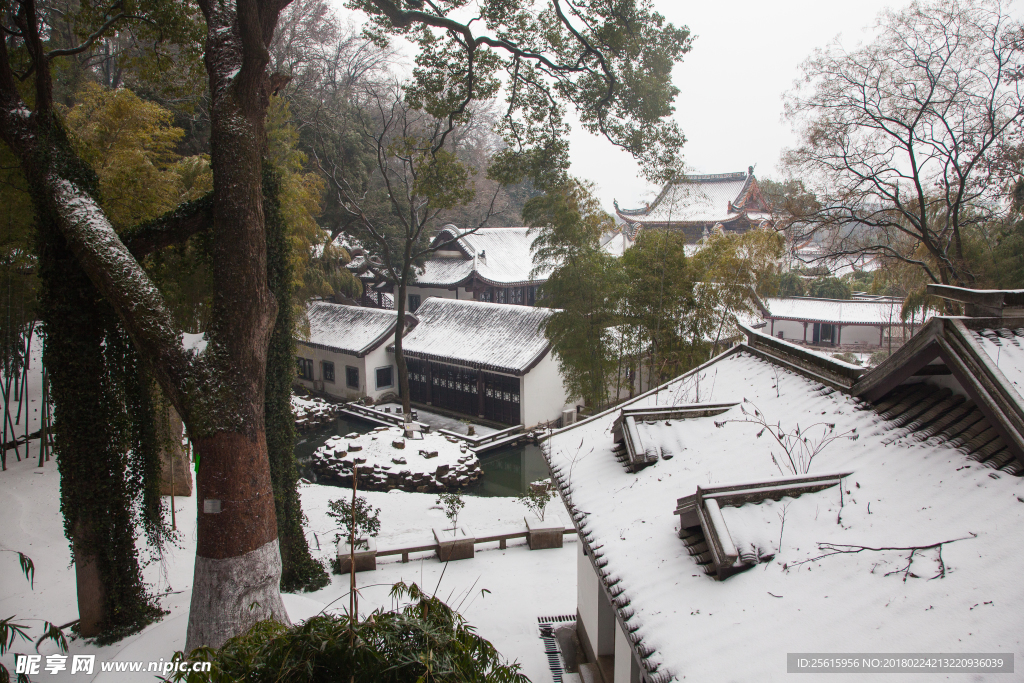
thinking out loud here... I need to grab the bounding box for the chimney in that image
[479,249,487,264]
[748,165,754,176]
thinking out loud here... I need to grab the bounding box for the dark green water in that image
[294,416,548,497]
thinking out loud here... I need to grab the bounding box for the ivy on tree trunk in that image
[263,166,328,592]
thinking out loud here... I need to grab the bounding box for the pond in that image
[294,415,549,498]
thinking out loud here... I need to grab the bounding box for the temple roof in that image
[412,226,553,288]
[756,296,916,326]
[390,298,554,375]
[298,302,402,357]
[615,168,770,227]
[546,325,1024,682]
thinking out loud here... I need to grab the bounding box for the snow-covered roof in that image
[759,296,912,325]
[972,327,1024,396]
[390,298,554,375]
[600,231,633,257]
[615,169,768,226]
[412,226,552,288]
[298,301,401,357]
[546,333,1024,681]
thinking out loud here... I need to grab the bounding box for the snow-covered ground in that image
[1,446,574,682]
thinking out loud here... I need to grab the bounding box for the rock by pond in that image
[310,426,482,493]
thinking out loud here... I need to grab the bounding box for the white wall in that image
[577,542,601,660]
[768,318,888,347]
[614,619,640,683]
[295,342,397,402]
[402,285,456,307]
[294,342,363,401]
[365,345,396,401]
[521,350,574,428]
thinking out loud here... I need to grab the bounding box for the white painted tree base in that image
[185,539,290,651]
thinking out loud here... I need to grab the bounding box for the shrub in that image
[166,582,529,683]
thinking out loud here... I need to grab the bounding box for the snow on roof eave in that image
[298,319,401,358]
[386,342,551,377]
[852,315,1024,466]
[432,225,475,257]
[738,322,864,391]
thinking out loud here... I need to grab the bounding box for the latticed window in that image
[496,288,507,304]
[346,366,359,389]
[322,361,335,383]
[511,287,524,305]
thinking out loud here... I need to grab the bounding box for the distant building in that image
[352,225,550,312]
[753,295,918,348]
[294,302,415,402]
[544,285,1024,682]
[295,298,574,428]
[614,167,772,242]
[392,298,572,427]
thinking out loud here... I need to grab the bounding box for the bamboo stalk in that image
[23,325,31,454]
[350,464,358,629]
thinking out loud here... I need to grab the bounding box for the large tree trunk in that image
[186,432,286,649]
[185,0,291,650]
[264,166,328,593]
[37,202,159,640]
[1,0,300,650]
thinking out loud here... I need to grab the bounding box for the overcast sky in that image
[329,0,923,211]
[567,0,909,211]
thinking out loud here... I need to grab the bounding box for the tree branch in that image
[121,193,214,259]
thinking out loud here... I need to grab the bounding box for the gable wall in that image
[522,350,574,428]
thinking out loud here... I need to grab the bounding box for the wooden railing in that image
[438,423,522,447]
[340,403,431,432]
[376,527,577,563]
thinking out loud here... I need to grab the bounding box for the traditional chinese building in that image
[294,302,415,402]
[392,298,572,427]
[544,285,1024,682]
[353,225,551,312]
[614,166,772,243]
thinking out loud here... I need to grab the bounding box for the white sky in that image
[329,0,920,211]
[567,0,908,211]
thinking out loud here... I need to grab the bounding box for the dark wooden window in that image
[496,288,507,304]
[322,361,335,383]
[483,372,520,425]
[409,294,422,312]
[346,365,359,389]
[527,286,536,306]
[427,362,478,416]
[406,359,431,403]
[375,366,394,389]
[296,357,314,380]
[510,287,524,305]
[479,288,493,302]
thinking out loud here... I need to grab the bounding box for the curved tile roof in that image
[390,298,554,375]
[299,302,400,357]
[413,226,553,287]
[546,343,1024,681]
[760,296,911,325]
[616,171,760,225]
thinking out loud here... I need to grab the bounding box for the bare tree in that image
[784,0,1024,287]
[311,84,505,417]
